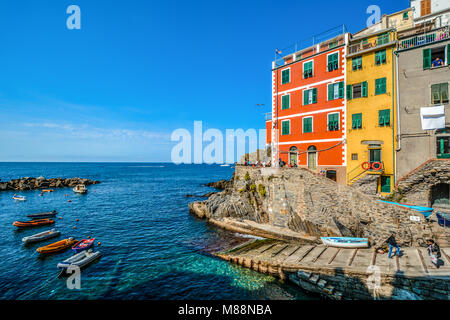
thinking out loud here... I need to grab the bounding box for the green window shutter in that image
[423,48,431,70]
[375,52,381,65]
[281,95,290,110]
[328,53,338,71]
[362,81,368,97]
[347,85,352,100]
[375,79,380,95]
[338,82,344,98]
[352,115,357,129]
[352,113,362,129]
[328,84,333,101]
[303,118,312,133]
[357,114,362,128]
[304,90,309,105]
[379,110,384,126]
[281,69,290,84]
[381,50,386,64]
[381,176,391,193]
[381,78,386,94]
[447,44,450,66]
[442,83,449,103]
[312,88,317,103]
[282,121,290,135]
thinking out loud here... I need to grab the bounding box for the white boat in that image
[57,249,101,271]
[321,237,369,248]
[12,195,27,201]
[22,229,60,244]
[73,184,87,194]
[220,164,230,167]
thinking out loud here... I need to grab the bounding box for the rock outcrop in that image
[189,166,434,247]
[0,177,100,191]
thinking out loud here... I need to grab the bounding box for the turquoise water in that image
[0,163,314,300]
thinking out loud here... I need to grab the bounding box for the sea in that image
[0,162,315,300]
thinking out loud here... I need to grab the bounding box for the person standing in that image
[386,233,401,258]
[427,239,441,268]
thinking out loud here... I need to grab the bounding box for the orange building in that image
[267,30,349,183]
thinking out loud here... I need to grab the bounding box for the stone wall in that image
[394,159,450,206]
[190,166,434,246]
[239,149,270,164]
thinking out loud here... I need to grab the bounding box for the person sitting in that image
[432,57,444,68]
[427,239,441,268]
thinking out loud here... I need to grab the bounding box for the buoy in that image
[73,226,77,229]
[98,242,101,246]
[68,200,71,202]
[75,219,79,222]
[59,217,63,219]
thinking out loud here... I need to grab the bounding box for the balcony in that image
[265,112,272,121]
[348,32,393,55]
[398,26,449,51]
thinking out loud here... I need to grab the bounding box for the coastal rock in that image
[0,177,100,192]
[189,166,434,247]
[205,179,232,190]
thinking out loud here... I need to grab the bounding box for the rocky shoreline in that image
[189,166,437,247]
[0,177,100,191]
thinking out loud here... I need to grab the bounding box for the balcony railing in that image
[348,33,392,55]
[398,26,449,51]
[265,112,272,121]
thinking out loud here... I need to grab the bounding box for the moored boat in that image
[73,184,87,194]
[436,212,450,227]
[13,218,55,228]
[72,238,95,253]
[57,249,101,272]
[12,195,27,201]
[26,210,57,219]
[36,238,78,254]
[321,237,369,248]
[22,229,60,244]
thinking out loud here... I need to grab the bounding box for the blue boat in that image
[321,237,369,248]
[377,200,434,218]
[436,212,450,227]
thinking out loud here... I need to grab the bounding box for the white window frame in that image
[326,51,340,71]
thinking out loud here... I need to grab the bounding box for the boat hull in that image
[321,237,369,248]
[13,219,55,228]
[436,212,450,227]
[57,250,101,270]
[22,229,61,244]
[72,239,95,253]
[27,211,58,219]
[36,239,78,254]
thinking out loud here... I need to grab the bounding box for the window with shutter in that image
[304,89,317,105]
[423,48,431,70]
[303,117,313,133]
[328,84,333,101]
[327,53,339,71]
[338,82,344,98]
[347,85,352,100]
[379,110,390,126]
[362,81,368,97]
[375,50,386,65]
[281,69,290,84]
[303,61,313,78]
[281,95,290,110]
[352,113,362,129]
[352,56,362,70]
[281,121,290,135]
[327,113,339,131]
[375,78,387,95]
[380,176,391,193]
[431,83,449,104]
[312,88,317,104]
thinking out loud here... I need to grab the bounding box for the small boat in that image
[377,200,434,218]
[13,218,55,228]
[57,249,101,272]
[321,237,369,248]
[436,212,450,227]
[36,238,78,254]
[22,229,60,244]
[42,189,54,193]
[12,195,27,201]
[72,238,95,253]
[27,210,57,219]
[220,164,230,167]
[73,184,87,194]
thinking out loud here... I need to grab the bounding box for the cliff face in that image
[189,166,434,247]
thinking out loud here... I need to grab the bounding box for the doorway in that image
[431,183,450,206]
[289,146,298,166]
[326,170,337,181]
[307,146,317,170]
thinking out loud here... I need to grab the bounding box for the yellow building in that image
[346,28,397,194]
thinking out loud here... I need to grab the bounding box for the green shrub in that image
[258,184,266,197]
[250,184,256,191]
[244,172,250,181]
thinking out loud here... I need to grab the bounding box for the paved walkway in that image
[218,240,450,279]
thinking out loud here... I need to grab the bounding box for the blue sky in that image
[0,0,409,162]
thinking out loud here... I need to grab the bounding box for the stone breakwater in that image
[0,177,100,191]
[189,166,436,247]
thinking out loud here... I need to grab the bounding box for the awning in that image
[420,105,445,130]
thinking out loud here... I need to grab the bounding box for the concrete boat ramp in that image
[215,239,450,300]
